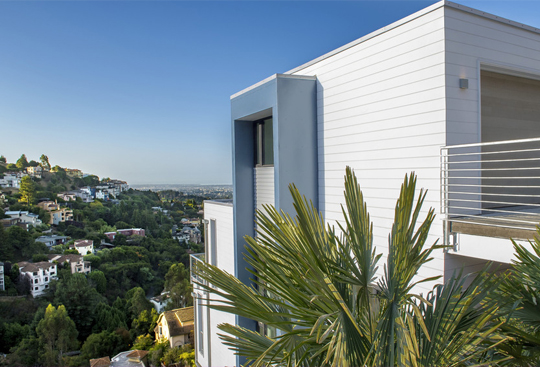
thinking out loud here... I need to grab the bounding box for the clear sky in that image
[1,0,539,185]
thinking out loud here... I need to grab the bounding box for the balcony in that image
[441,137,540,246]
[190,253,205,285]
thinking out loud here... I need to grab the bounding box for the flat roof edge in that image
[230,74,316,100]
[445,1,540,34]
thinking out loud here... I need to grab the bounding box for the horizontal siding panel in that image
[319,111,444,137]
[320,98,446,127]
[320,56,445,102]
[321,122,444,147]
[299,13,444,80]
[319,43,445,94]
[254,167,275,215]
[320,77,445,115]
[446,28,540,61]
[446,12,540,47]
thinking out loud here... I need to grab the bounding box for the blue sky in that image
[1,0,539,184]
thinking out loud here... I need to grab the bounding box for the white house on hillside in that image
[5,211,42,227]
[72,240,94,255]
[18,261,57,297]
[191,2,540,366]
[48,254,91,274]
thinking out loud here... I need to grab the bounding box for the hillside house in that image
[48,254,91,274]
[26,166,43,178]
[150,291,172,313]
[35,235,70,248]
[71,239,94,255]
[5,211,42,227]
[104,228,145,241]
[191,2,540,366]
[18,261,57,297]
[0,172,25,188]
[154,307,194,348]
[38,201,74,225]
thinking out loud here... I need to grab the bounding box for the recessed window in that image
[255,117,273,166]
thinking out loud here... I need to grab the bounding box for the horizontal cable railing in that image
[441,137,540,243]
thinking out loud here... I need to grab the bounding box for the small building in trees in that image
[4,211,42,227]
[35,235,70,248]
[18,261,57,297]
[154,306,194,348]
[150,291,172,313]
[26,166,43,178]
[71,239,94,255]
[48,254,91,274]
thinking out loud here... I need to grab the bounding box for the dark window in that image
[45,277,48,281]
[34,279,38,284]
[255,117,273,166]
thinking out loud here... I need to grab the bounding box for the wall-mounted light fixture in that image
[459,78,469,89]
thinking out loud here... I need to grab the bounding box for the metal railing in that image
[441,137,540,244]
[190,253,205,285]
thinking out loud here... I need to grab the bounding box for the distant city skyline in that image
[2,1,539,184]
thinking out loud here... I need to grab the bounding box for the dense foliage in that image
[0,155,204,366]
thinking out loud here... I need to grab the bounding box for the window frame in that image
[254,117,274,167]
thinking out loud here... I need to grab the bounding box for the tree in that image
[164,263,192,309]
[195,168,507,367]
[19,175,36,205]
[0,155,6,163]
[132,334,154,350]
[131,308,158,337]
[40,154,51,170]
[92,303,127,333]
[89,270,107,294]
[36,304,78,366]
[15,154,28,169]
[81,330,130,360]
[125,287,153,319]
[54,273,105,339]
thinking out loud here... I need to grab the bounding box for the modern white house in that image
[192,1,540,366]
[0,173,25,188]
[4,211,42,227]
[18,261,57,297]
[72,239,94,255]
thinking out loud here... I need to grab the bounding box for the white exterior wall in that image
[290,5,447,293]
[443,5,540,271]
[444,5,540,147]
[196,201,236,367]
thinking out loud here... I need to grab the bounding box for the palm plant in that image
[194,168,508,366]
[495,237,540,366]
